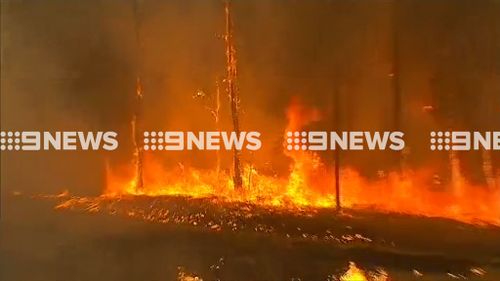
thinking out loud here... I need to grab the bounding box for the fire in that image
[174,262,385,281]
[340,263,369,281]
[103,99,500,226]
[283,99,335,207]
[339,262,390,281]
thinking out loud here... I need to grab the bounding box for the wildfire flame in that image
[340,262,369,281]
[339,262,390,281]
[103,99,500,226]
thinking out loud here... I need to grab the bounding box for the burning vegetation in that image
[99,97,500,226]
[175,262,388,281]
[55,0,500,227]
[3,1,500,281]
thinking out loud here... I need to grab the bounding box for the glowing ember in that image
[177,267,203,281]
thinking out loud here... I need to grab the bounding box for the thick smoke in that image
[1,0,499,196]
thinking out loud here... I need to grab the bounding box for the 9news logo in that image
[285,131,405,151]
[0,131,118,151]
[2,130,499,152]
[0,131,22,151]
[430,131,500,151]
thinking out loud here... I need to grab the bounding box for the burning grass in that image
[176,262,389,281]
[98,99,500,226]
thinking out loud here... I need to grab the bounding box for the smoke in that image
[1,0,499,195]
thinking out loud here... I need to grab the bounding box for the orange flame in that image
[104,99,500,226]
[339,262,390,281]
[340,262,369,281]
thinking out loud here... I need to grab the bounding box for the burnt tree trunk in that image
[133,0,144,191]
[224,0,243,189]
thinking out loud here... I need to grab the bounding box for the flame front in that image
[104,99,500,226]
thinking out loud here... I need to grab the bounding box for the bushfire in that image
[100,99,500,226]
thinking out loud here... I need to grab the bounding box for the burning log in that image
[224,0,243,189]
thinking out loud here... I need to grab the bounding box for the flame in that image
[177,267,203,281]
[339,263,389,281]
[283,99,334,207]
[103,99,500,226]
[340,262,369,281]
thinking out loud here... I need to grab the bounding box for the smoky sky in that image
[1,0,500,195]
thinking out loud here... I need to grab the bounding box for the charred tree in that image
[193,80,222,178]
[224,0,243,189]
[214,79,222,178]
[391,0,403,172]
[132,0,144,191]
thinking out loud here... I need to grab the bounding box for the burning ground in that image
[99,99,500,227]
[4,72,500,281]
[2,192,499,281]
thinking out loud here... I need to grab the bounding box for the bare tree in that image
[224,0,243,189]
